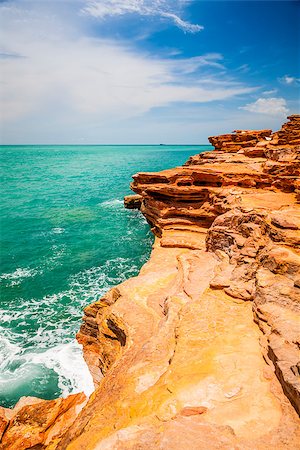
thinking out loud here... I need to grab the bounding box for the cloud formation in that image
[279,75,300,85]
[2,41,252,123]
[240,97,288,116]
[82,0,203,33]
[4,0,292,143]
[0,2,254,127]
[262,89,278,96]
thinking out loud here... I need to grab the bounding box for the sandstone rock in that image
[3,116,300,449]
[178,406,208,416]
[124,194,142,209]
[58,262,300,449]
[0,407,13,441]
[0,393,87,450]
[55,117,300,447]
[208,129,272,152]
[129,115,300,421]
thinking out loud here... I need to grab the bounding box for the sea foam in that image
[0,267,38,286]
[0,257,140,406]
[30,341,94,397]
[99,199,123,208]
[0,330,94,398]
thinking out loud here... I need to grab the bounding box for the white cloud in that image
[0,2,255,127]
[240,97,288,116]
[1,1,262,143]
[236,64,250,73]
[279,75,300,85]
[166,53,225,74]
[82,0,203,33]
[1,41,252,123]
[262,89,277,96]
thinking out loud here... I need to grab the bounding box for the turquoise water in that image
[0,144,210,407]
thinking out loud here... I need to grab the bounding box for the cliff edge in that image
[1,116,299,449]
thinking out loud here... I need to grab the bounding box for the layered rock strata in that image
[208,128,272,153]
[1,116,299,449]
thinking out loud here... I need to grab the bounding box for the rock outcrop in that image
[0,394,87,449]
[124,194,143,209]
[1,116,299,449]
[208,128,272,153]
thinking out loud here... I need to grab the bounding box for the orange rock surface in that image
[208,128,272,153]
[1,116,299,449]
[0,394,87,449]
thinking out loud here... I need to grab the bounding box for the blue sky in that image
[0,0,299,144]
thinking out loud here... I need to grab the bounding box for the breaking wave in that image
[0,333,94,406]
[0,256,145,407]
[0,268,39,286]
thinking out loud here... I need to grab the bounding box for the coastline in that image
[0,145,199,409]
[1,117,300,449]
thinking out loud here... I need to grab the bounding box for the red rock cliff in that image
[1,116,299,449]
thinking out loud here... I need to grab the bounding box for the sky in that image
[0,0,299,144]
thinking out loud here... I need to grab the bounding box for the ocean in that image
[0,144,210,408]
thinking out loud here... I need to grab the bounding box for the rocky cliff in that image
[1,116,299,449]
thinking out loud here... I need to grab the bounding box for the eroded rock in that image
[0,394,87,450]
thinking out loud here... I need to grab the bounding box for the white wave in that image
[136,212,147,224]
[46,244,67,268]
[1,244,67,288]
[51,227,65,234]
[30,341,94,397]
[0,267,38,286]
[0,334,21,368]
[99,198,123,208]
[0,259,132,344]
[0,332,94,399]
[1,257,141,337]
[0,256,142,404]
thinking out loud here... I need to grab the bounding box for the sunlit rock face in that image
[208,129,272,153]
[0,394,87,449]
[1,116,299,449]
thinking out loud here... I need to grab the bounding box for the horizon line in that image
[0,143,212,147]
